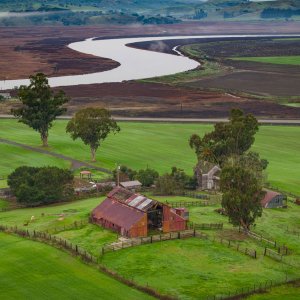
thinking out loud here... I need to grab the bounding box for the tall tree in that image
[12,73,68,147]
[189,109,259,166]
[66,107,120,162]
[220,163,264,232]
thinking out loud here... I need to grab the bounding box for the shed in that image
[261,189,287,208]
[91,187,187,238]
[120,180,142,191]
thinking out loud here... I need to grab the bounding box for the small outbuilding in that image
[261,189,287,209]
[120,180,142,191]
[91,187,187,238]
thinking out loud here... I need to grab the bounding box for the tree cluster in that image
[154,167,197,195]
[8,166,74,206]
[189,109,268,231]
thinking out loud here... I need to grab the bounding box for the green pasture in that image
[0,119,299,195]
[0,142,70,179]
[0,196,103,231]
[101,238,297,299]
[230,56,300,66]
[0,233,153,300]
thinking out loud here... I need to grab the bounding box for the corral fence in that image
[166,201,215,208]
[101,229,197,254]
[101,229,258,259]
[246,230,290,255]
[189,222,223,230]
[182,191,210,199]
[0,224,177,300]
[48,220,89,234]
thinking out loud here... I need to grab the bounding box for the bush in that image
[135,168,159,187]
[8,166,74,206]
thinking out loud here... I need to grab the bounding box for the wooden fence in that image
[246,230,289,255]
[166,201,215,208]
[206,278,300,300]
[101,229,197,254]
[190,222,223,230]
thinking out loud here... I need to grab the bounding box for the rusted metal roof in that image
[109,187,157,212]
[92,197,146,231]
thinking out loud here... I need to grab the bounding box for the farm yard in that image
[0,191,300,299]
[0,119,299,195]
[0,23,300,300]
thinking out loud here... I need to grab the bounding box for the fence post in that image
[264,247,267,256]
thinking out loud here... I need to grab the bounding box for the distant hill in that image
[0,0,299,26]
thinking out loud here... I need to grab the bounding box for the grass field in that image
[230,56,300,66]
[0,142,70,181]
[0,119,299,195]
[0,233,153,300]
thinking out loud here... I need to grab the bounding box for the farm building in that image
[195,161,221,190]
[91,187,187,238]
[120,180,142,191]
[261,189,287,208]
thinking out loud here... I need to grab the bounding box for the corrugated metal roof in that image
[261,189,283,207]
[120,180,142,188]
[92,198,146,230]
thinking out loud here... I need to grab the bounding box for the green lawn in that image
[230,56,300,66]
[0,119,299,195]
[0,233,153,300]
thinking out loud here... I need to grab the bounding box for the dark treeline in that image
[261,8,300,19]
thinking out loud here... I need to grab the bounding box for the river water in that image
[0,34,298,90]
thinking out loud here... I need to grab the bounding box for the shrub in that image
[135,168,159,187]
[8,166,74,206]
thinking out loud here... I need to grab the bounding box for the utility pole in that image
[117,164,120,187]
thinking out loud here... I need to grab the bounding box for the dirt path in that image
[0,138,112,174]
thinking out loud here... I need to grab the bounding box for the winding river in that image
[0,34,299,90]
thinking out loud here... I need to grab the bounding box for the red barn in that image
[91,187,187,238]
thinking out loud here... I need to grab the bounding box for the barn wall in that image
[162,206,186,233]
[129,214,148,238]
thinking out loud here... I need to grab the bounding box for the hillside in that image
[0,0,300,26]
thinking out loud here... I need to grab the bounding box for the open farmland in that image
[137,37,300,99]
[0,233,153,300]
[0,119,299,195]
